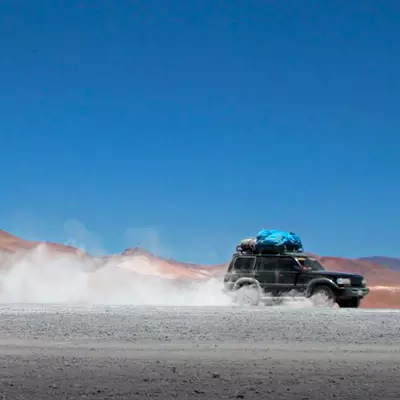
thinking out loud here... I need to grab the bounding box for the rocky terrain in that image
[0,305,399,400]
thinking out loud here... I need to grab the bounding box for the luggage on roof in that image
[255,229,303,253]
[236,237,256,253]
[236,229,304,255]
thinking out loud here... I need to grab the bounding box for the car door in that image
[254,256,278,295]
[294,257,319,290]
[275,257,301,294]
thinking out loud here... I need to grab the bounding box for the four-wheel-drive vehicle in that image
[223,251,370,308]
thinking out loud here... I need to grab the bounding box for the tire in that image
[235,284,261,306]
[337,298,360,308]
[310,285,336,308]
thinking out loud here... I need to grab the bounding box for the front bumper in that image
[337,286,370,299]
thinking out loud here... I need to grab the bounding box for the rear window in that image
[233,257,256,271]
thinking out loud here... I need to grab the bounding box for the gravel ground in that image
[0,304,399,399]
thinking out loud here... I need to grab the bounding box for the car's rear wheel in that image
[235,284,261,306]
[337,298,361,308]
[310,285,336,308]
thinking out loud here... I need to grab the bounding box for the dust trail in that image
[0,245,232,306]
[0,245,329,308]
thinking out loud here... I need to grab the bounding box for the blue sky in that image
[0,0,399,263]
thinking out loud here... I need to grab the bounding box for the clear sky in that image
[0,1,399,263]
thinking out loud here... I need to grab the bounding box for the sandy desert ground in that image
[0,304,399,400]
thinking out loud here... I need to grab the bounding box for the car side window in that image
[233,257,255,271]
[256,257,278,271]
[277,257,299,271]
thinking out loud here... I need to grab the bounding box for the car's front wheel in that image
[310,285,336,307]
[235,284,261,306]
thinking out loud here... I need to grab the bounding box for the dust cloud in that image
[0,245,328,308]
[0,245,232,306]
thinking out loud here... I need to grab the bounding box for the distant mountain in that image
[359,256,400,272]
[0,230,83,254]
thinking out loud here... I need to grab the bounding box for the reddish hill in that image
[359,256,400,272]
[115,247,227,280]
[0,230,84,255]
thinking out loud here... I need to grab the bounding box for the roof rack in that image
[235,245,304,257]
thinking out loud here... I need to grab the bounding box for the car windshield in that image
[297,257,325,271]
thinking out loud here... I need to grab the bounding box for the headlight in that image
[362,278,366,286]
[336,277,351,285]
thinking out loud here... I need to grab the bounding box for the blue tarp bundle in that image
[255,229,303,253]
